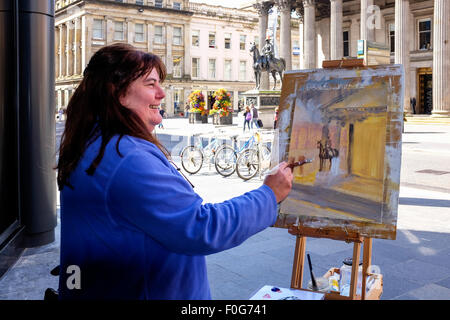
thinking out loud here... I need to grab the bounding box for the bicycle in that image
[180,131,231,175]
[213,132,260,177]
[235,132,271,181]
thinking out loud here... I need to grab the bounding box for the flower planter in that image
[189,112,208,124]
[212,113,233,125]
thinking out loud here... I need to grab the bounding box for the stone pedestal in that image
[242,89,280,129]
[212,113,233,125]
[189,112,208,124]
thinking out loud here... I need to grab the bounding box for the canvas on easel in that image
[274,65,404,240]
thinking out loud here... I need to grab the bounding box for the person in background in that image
[184,102,189,118]
[56,43,293,300]
[274,106,279,129]
[158,107,166,129]
[410,97,416,114]
[243,105,251,132]
[251,103,259,129]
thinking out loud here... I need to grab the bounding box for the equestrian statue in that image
[250,39,286,90]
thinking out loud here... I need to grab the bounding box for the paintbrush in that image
[307,254,319,291]
[287,158,313,170]
[265,158,313,176]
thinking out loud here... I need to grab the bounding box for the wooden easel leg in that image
[361,237,373,300]
[349,241,361,299]
[291,236,306,290]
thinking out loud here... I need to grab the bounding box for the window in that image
[343,31,349,57]
[240,35,246,50]
[154,25,163,44]
[93,19,104,40]
[173,2,181,10]
[192,57,200,78]
[208,59,216,79]
[135,23,144,42]
[224,33,231,49]
[224,60,232,80]
[155,0,163,8]
[114,21,124,41]
[173,27,182,45]
[192,30,199,46]
[209,32,216,48]
[173,57,182,78]
[389,24,395,53]
[419,19,432,50]
[239,61,246,81]
[136,0,144,4]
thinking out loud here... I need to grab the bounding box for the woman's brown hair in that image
[56,43,169,190]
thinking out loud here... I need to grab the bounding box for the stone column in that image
[127,19,133,44]
[432,0,450,117]
[303,0,316,69]
[298,19,305,69]
[361,0,375,42]
[350,17,359,57]
[66,22,72,76]
[165,24,173,76]
[73,17,79,76]
[58,24,63,78]
[330,0,343,60]
[106,17,113,44]
[81,16,87,72]
[184,24,191,79]
[253,1,272,90]
[147,23,154,52]
[165,86,174,116]
[277,0,292,71]
[395,0,411,113]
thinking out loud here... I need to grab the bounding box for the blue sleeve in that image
[106,145,277,256]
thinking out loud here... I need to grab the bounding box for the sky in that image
[189,0,255,9]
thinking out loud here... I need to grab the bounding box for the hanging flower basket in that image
[210,88,233,125]
[188,90,208,124]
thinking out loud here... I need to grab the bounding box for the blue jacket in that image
[58,135,277,299]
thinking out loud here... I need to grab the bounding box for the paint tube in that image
[328,274,340,292]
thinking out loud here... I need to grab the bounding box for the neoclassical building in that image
[254,0,449,116]
[54,0,301,115]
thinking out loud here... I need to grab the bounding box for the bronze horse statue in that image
[250,42,286,90]
[317,140,339,171]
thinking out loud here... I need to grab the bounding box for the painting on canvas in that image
[273,65,404,240]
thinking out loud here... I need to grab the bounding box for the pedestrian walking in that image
[274,106,279,129]
[158,107,166,129]
[250,103,259,129]
[184,102,189,118]
[243,106,251,132]
[410,97,416,114]
[55,43,294,300]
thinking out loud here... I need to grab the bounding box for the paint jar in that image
[307,276,330,292]
[339,258,363,296]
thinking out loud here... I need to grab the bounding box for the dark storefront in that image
[0,0,56,279]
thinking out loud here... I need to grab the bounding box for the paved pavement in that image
[1,115,450,300]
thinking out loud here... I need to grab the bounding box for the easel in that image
[289,58,377,300]
[289,226,373,300]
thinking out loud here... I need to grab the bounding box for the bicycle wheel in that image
[236,148,259,180]
[180,146,203,174]
[214,145,237,177]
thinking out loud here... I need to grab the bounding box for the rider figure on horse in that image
[261,38,274,70]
